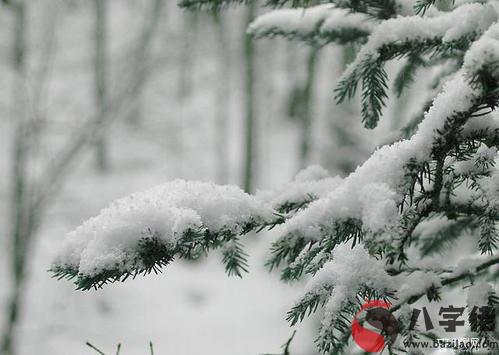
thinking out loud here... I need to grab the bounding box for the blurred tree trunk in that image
[1,2,29,354]
[177,12,198,101]
[298,46,318,169]
[243,2,257,193]
[324,45,361,175]
[176,12,199,177]
[213,11,230,184]
[0,2,165,353]
[94,0,109,172]
[127,0,164,126]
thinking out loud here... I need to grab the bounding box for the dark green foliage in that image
[330,0,397,19]
[360,57,389,128]
[275,193,317,214]
[479,216,499,255]
[221,238,249,277]
[50,218,284,290]
[268,218,363,280]
[336,35,476,129]
[51,236,176,291]
[287,288,330,325]
[179,0,249,10]
[266,235,309,272]
[414,0,436,15]
[315,287,395,354]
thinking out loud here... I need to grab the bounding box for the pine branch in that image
[414,0,442,15]
[360,57,388,128]
[179,0,250,10]
[391,255,499,313]
[248,6,373,46]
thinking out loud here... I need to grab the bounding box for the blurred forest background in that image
[0,1,427,354]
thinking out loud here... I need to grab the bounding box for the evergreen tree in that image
[51,0,499,353]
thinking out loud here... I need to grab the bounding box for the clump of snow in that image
[467,281,492,307]
[450,254,493,277]
[280,71,478,239]
[479,168,499,207]
[464,22,499,76]
[413,215,453,240]
[248,4,374,41]
[304,244,393,320]
[257,165,341,211]
[295,165,330,182]
[395,271,442,301]
[306,244,392,294]
[455,144,497,176]
[462,114,499,138]
[359,183,399,231]
[53,180,275,276]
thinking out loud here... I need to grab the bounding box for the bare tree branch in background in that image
[286,46,319,170]
[242,2,257,193]
[212,11,230,184]
[93,0,109,171]
[2,2,29,354]
[126,0,165,126]
[0,1,164,354]
[298,46,318,169]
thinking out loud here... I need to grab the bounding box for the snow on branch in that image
[336,2,498,128]
[289,244,394,353]
[178,0,250,10]
[51,180,278,289]
[257,165,341,214]
[464,22,499,86]
[272,55,499,299]
[248,5,374,45]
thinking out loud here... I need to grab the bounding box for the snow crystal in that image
[53,180,275,276]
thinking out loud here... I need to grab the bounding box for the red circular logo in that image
[351,300,398,353]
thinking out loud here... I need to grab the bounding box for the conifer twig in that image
[86,342,106,355]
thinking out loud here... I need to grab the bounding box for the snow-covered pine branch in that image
[178,0,249,10]
[52,0,499,353]
[248,5,374,45]
[51,181,279,289]
[336,2,498,128]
